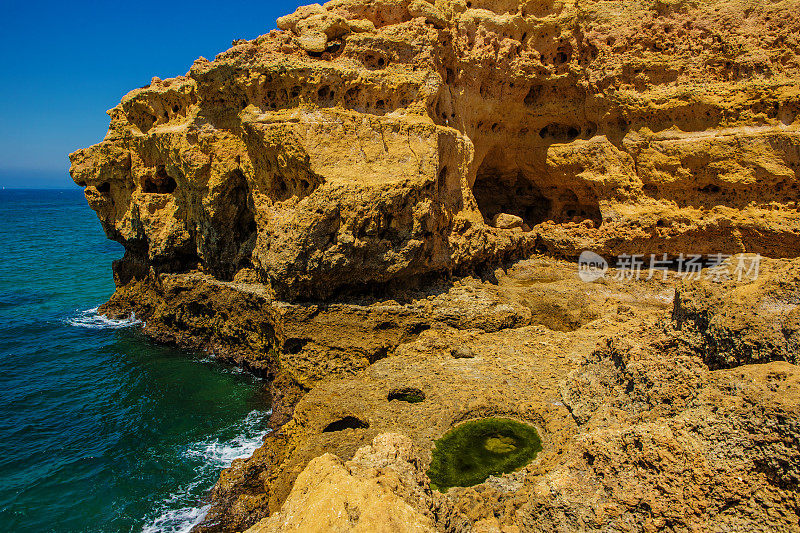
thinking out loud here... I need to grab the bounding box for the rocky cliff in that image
[71,0,800,301]
[71,0,800,531]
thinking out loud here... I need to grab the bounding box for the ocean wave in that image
[140,504,211,533]
[141,410,271,533]
[184,410,271,467]
[66,307,142,329]
[195,355,245,375]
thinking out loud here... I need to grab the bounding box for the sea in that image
[0,189,271,532]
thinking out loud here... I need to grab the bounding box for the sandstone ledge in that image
[100,257,800,532]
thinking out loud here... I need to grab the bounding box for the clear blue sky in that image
[0,0,298,188]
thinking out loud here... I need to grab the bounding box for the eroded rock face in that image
[71,0,800,301]
[244,434,435,533]
[674,259,800,368]
[199,260,799,533]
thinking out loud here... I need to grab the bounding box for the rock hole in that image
[408,323,430,335]
[388,387,426,403]
[317,86,333,102]
[326,40,343,55]
[427,418,542,492]
[554,44,573,64]
[473,148,551,228]
[524,85,543,106]
[345,87,361,107]
[323,416,369,432]
[97,182,111,193]
[473,147,601,227]
[203,169,257,279]
[539,123,581,142]
[142,166,177,193]
[699,184,721,193]
[284,338,309,354]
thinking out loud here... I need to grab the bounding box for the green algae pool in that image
[427,417,542,492]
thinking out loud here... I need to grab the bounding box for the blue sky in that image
[0,0,298,188]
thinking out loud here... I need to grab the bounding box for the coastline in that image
[97,256,800,533]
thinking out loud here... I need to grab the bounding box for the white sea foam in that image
[66,307,143,329]
[141,410,271,533]
[184,410,271,467]
[141,504,211,533]
[196,354,246,375]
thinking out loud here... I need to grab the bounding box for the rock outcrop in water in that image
[70,0,800,531]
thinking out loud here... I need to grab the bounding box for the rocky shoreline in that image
[71,0,800,530]
[97,257,800,532]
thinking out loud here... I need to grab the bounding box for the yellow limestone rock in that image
[346,18,375,32]
[492,213,523,229]
[296,32,328,53]
[276,3,327,31]
[71,0,800,301]
[69,4,800,527]
[408,0,447,28]
[297,12,350,39]
[245,434,434,533]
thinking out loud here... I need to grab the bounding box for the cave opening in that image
[204,169,258,281]
[388,387,426,403]
[472,147,602,228]
[143,165,177,194]
[225,171,257,276]
[472,148,550,229]
[323,416,369,432]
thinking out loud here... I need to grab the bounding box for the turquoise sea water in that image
[0,189,270,532]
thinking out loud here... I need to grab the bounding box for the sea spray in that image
[67,306,143,329]
[141,410,271,533]
[184,410,271,467]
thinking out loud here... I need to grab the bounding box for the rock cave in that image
[472,146,602,229]
[322,416,370,433]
